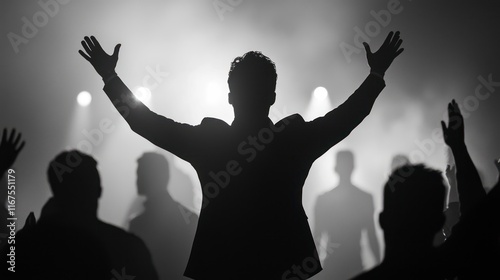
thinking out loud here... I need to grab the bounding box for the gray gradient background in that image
[2,0,500,268]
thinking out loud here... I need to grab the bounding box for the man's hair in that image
[383,164,446,236]
[47,150,100,200]
[227,51,277,94]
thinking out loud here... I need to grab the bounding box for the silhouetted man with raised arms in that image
[79,32,403,279]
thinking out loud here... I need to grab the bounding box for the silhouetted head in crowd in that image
[136,152,170,197]
[380,164,446,247]
[335,150,355,183]
[47,150,102,212]
[227,51,277,121]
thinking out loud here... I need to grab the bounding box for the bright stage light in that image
[77,91,92,107]
[134,87,152,103]
[313,87,328,100]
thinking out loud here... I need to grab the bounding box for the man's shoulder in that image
[200,117,230,127]
[275,113,305,128]
[197,117,231,135]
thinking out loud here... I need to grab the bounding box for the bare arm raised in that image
[79,36,199,160]
[308,32,404,154]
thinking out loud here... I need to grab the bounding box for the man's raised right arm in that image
[79,36,197,158]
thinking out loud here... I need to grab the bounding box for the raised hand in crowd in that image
[79,36,121,80]
[441,100,486,215]
[0,128,25,175]
[363,31,404,76]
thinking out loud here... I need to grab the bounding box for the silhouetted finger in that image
[13,132,22,146]
[84,36,94,48]
[79,50,91,61]
[1,128,7,144]
[8,129,16,143]
[16,141,25,153]
[363,42,372,55]
[394,39,403,51]
[81,40,92,55]
[112,44,121,59]
[440,121,448,137]
[447,103,454,119]
[382,31,394,48]
[451,100,462,117]
[447,102,453,116]
[90,36,101,49]
[394,48,404,58]
[388,33,400,50]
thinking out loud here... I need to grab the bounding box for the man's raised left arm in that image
[310,31,404,149]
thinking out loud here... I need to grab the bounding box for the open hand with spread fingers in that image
[79,36,121,78]
[0,128,25,174]
[363,31,404,75]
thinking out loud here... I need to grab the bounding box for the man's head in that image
[380,164,446,244]
[47,150,102,205]
[136,152,170,196]
[335,150,355,180]
[227,51,277,118]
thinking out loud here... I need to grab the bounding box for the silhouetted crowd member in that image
[129,152,197,280]
[124,152,198,229]
[352,164,448,280]
[352,100,500,280]
[79,30,403,279]
[0,128,25,251]
[314,150,379,280]
[1,150,158,279]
